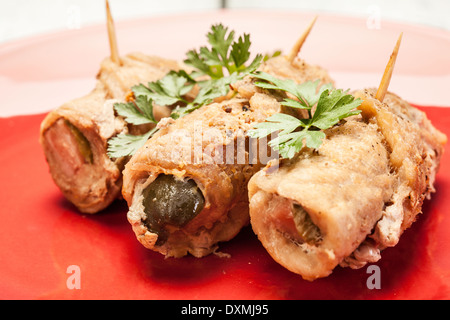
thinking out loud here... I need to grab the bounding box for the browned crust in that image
[40,54,179,213]
[248,90,446,280]
[123,56,334,257]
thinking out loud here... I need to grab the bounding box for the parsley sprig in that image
[184,24,262,79]
[248,72,362,159]
[107,24,263,159]
[107,95,158,158]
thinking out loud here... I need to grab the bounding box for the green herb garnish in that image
[263,49,282,62]
[248,72,362,159]
[107,128,157,159]
[107,95,158,158]
[107,24,262,159]
[184,24,262,79]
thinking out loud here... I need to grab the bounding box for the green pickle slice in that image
[142,174,205,244]
[64,120,93,164]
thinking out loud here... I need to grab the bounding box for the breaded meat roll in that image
[122,56,334,257]
[248,89,446,281]
[40,53,180,213]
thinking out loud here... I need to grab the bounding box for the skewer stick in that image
[106,0,121,65]
[288,16,318,63]
[375,33,403,102]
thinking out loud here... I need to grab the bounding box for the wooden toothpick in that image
[375,33,403,102]
[106,0,121,65]
[288,16,318,63]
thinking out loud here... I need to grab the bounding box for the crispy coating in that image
[122,56,334,257]
[248,90,446,280]
[40,53,180,213]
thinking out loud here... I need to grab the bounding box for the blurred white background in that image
[1,0,450,44]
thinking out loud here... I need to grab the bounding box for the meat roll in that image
[248,88,446,281]
[122,55,334,258]
[40,53,180,213]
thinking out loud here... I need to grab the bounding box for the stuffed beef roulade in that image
[122,52,334,258]
[40,2,183,214]
[40,53,181,213]
[247,36,447,280]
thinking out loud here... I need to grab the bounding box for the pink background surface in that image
[1,10,450,118]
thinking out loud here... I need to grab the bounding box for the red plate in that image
[1,10,449,300]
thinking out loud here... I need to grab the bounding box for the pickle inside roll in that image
[121,22,336,257]
[44,118,93,178]
[142,174,205,244]
[291,203,322,246]
[40,53,181,213]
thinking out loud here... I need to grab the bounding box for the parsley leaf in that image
[271,129,326,159]
[263,50,282,62]
[107,24,263,159]
[252,71,333,114]
[107,128,157,159]
[131,70,195,107]
[113,95,157,125]
[107,95,159,158]
[248,72,362,159]
[184,23,263,79]
[170,73,240,119]
[311,89,363,129]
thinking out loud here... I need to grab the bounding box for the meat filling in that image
[271,198,322,247]
[44,118,93,178]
